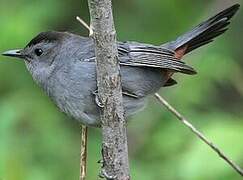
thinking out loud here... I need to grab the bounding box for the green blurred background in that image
[0,0,243,179]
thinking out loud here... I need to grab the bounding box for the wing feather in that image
[118,42,197,75]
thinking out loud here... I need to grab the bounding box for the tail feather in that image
[163,4,240,54]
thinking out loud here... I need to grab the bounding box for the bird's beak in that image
[2,49,25,59]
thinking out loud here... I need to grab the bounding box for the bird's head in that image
[2,31,72,85]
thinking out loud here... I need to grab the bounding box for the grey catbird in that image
[2,4,240,127]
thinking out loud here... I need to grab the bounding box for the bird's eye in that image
[34,48,43,56]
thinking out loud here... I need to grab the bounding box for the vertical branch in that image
[88,0,130,179]
[80,125,88,180]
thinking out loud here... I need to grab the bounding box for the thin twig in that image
[76,16,93,36]
[154,93,243,177]
[80,125,88,180]
[76,16,91,180]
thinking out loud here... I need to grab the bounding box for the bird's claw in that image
[97,159,104,166]
[92,90,104,108]
[99,169,116,180]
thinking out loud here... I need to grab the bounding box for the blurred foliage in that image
[0,0,243,179]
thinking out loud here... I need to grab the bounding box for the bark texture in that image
[88,0,130,179]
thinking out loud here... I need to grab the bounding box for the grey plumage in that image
[2,4,239,127]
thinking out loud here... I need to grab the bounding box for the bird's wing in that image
[118,42,197,75]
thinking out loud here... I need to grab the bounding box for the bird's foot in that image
[92,90,104,108]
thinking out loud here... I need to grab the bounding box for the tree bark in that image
[87,0,130,179]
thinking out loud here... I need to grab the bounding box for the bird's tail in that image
[163,4,240,56]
